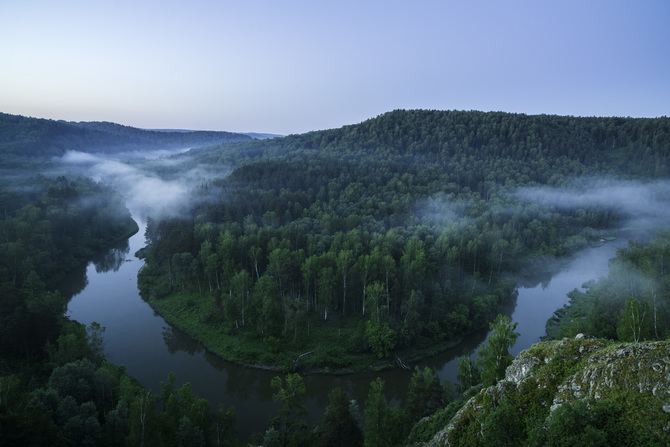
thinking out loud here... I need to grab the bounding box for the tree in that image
[213,404,237,447]
[477,314,519,386]
[364,377,403,447]
[406,366,444,424]
[365,321,396,359]
[177,416,205,447]
[86,321,106,365]
[365,282,386,323]
[199,240,219,291]
[256,274,282,336]
[313,387,363,447]
[456,356,481,392]
[480,397,524,446]
[318,266,336,322]
[270,373,308,445]
[616,296,652,342]
[104,400,129,446]
[337,249,355,317]
[128,390,156,447]
[231,269,251,328]
[218,231,237,298]
[545,399,627,447]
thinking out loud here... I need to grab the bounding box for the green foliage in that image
[546,231,670,342]
[269,373,309,445]
[477,314,519,386]
[213,404,238,447]
[542,397,668,447]
[0,176,138,291]
[363,377,406,447]
[443,338,670,446]
[480,397,524,446]
[365,321,396,359]
[6,110,670,445]
[617,296,653,342]
[406,366,445,424]
[313,387,363,447]
[134,109,670,368]
[456,356,481,392]
[0,112,251,159]
[406,400,463,445]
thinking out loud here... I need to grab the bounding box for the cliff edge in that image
[425,335,670,446]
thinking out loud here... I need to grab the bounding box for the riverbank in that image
[143,290,464,375]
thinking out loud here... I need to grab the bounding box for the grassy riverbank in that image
[144,290,461,374]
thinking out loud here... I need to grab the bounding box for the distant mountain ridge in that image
[0,113,253,158]
[181,109,670,179]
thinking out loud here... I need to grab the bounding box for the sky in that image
[1,1,669,135]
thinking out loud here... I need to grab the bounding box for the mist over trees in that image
[0,112,252,160]
[546,230,670,342]
[137,109,670,369]
[2,109,670,445]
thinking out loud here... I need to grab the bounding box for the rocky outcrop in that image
[426,336,670,446]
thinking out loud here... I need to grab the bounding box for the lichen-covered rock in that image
[425,337,670,446]
[551,341,670,413]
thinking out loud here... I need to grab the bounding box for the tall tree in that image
[313,387,363,447]
[617,297,652,342]
[337,249,355,317]
[406,366,444,424]
[364,377,403,447]
[477,314,519,386]
[270,373,308,446]
[456,356,481,392]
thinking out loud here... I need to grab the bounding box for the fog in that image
[515,179,670,238]
[56,149,225,222]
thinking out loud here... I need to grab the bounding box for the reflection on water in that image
[58,239,131,299]
[419,236,629,386]
[91,238,130,273]
[65,220,647,443]
[58,262,89,300]
[162,325,206,356]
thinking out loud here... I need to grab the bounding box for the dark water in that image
[63,220,411,440]
[418,238,626,382]
[64,221,631,441]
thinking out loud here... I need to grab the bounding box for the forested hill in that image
[0,112,252,159]
[137,109,670,372]
[184,109,670,178]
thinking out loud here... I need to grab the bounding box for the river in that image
[63,215,635,442]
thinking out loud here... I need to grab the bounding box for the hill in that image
[0,112,252,159]
[180,109,670,177]
[136,109,670,372]
[421,336,670,446]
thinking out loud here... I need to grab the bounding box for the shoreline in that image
[142,291,464,375]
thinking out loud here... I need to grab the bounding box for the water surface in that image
[65,222,633,441]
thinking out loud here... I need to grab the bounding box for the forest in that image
[2,109,670,446]
[0,112,252,161]
[137,110,670,370]
[545,229,670,342]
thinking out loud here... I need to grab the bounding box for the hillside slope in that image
[0,112,251,158]
[137,109,670,372]
[424,336,670,446]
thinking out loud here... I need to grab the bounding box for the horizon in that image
[2,1,669,135]
[5,108,670,137]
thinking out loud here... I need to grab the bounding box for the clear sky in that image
[1,1,669,135]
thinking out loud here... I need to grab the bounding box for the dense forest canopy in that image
[0,175,138,291]
[178,110,670,177]
[138,109,670,370]
[2,108,670,445]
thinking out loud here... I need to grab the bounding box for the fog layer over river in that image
[64,216,641,441]
[60,150,667,441]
